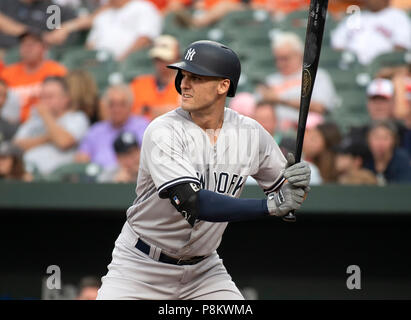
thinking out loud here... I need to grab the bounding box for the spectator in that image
[334,137,377,185]
[392,0,411,9]
[13,76,89,176]
[265,0,309,16]
[175,0,271,28]
[175,0,245,28]
[302,122,342,183]
[98,131,141,183]
[0,29,67,123]
[86,0,162,61]
[228,92,256,118]
[331,0,411,65]
[0,0,78,49]
[364,120,411,184]
[249,101,323,186]
[76,276,101,300]
[0,11,27,41]
[252,101,282,145]
[130,35,180,120]
[0,141,31,181]
[43,2,111,46]
[257,32,338,133]
[148,0,191,13]
[349,78,409,152]
[0,80,19,142]
[75,84,148,169]
[65,69,100,123]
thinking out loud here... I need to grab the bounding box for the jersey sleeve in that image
[141,119,200,198]
[251,122,287,195]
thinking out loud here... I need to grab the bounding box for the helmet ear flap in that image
[174,70,183,95]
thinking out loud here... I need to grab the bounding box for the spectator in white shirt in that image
[14,76,89,176]
[86,0,162,61]
[331,0,411,65]
[257,32,338,133]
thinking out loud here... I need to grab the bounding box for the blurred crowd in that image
[0,0,410,186]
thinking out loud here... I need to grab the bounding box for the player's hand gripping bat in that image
[282,0,329,222]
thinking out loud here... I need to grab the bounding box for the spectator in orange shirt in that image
[130,35,181,120]
[0,29,67,123]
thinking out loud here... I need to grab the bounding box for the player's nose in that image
[180,75,191,90]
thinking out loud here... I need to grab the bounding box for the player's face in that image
[179,70,229,112]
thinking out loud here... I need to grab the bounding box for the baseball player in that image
[97,40,311,300]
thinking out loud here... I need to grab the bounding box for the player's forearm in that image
[197,189,269,223]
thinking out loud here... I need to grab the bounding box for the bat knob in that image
[282,211,297,223]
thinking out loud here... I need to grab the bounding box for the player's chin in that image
[181,100,196,111]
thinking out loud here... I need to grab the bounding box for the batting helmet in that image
[167,40,241,97]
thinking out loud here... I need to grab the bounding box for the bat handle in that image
[282,210,297,222]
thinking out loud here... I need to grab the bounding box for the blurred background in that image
[0,0,410,299]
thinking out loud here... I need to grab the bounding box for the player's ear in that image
[217,79,230,95]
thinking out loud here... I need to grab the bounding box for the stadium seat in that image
[118,49,154,83]
[217,9,272,29]
[366,51,411,77]
[3,46,20,65]
[60,48,118,92]
[46,162,102,183]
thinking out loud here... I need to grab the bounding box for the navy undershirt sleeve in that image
[197,189,270,222]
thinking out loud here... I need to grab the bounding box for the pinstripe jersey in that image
[126,107,286,258]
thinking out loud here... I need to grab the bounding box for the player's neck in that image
[190,106,224,132]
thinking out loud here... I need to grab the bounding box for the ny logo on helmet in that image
[185,48,196,61]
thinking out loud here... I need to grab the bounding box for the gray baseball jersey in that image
[126,107,286,258]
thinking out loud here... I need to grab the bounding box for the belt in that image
[135,238,207,266]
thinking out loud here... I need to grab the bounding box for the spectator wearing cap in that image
[349,78,408,151]
[13,76,89,176]
[0,141,31,181]
[257,32,338,133]
[0,79,19,142]
[130,35,181,121]
[364,120,411,185]
[0,29,67,123]
[98,132,141,183]
[334,138,377,185]
[331,0,411,65]
[75,84,148,169]
[86,0,162,61]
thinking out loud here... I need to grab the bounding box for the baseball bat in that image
[282,0,329,222]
